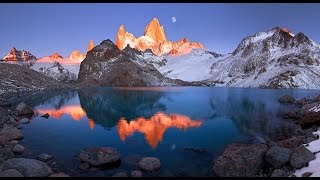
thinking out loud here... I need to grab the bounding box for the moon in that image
[171,17,176,23]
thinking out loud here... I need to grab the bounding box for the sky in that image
[1,3,320,58]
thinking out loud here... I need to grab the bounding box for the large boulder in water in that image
[1,158,53,177]
[15,102,34,115]
[138,157,161,172]
[278,95,295,104]
[213,143,268,177]
[78,147,121,166]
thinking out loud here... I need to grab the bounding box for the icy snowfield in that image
[157,49,224,82]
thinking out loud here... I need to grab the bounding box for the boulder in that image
[212,143,268,177]
[40,113,50,119]
[270,169,287,177]
[78,147,120,166]
[290,146,315,169]
[49,172,70,177]
[277,136,304,149]
[12,144,24,154]
[0,169,24,177]
[1,158,53,177]
[131,170,142,177]
[138,157,161,172]
[78,162,90,171]
[15,102,34,115]
[19,118,30,124]
[0,127,23,145]
[264,146,292,168]
[278,95,295,104]
[299,111,320,128]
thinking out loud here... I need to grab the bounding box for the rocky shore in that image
[212,94,320,177]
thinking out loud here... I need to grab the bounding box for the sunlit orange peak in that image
[117,112,203,149]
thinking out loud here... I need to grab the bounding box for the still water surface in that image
[18,87,320,176]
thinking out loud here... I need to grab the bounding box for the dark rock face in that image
[78,39,190,87]
[264,146,292,168]
[290,146,315,169]
[212,143,268,177]
[278,95,295,104]
[299,111,320,128]
[78,147,121,166]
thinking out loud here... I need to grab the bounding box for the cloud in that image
[171,17,176,23]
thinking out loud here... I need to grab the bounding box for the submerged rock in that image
[15,102,34,115]
[138,157,161,172]
[278,95,295,104]
[78,147,120,166]
[2,158,53,177]
[264,146,292,168]
[37,153,53,162]
[131,170,142,177]
[290,146,315,169]
[212,143,268,177]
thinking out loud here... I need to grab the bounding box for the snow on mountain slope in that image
[157,49,224,82]
[208,27,320,89]
[31,57,79,82]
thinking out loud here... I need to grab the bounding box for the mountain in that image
[208,27,320,89]
[78,39,191,87]
[32,61,77,83]
[87,40,95,52]
[115,18,205,56]
[2,47,37,66]
[68,50,86,63]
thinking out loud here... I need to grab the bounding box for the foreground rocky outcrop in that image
[78,39,192,87]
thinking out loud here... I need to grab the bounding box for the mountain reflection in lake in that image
[19,87,320,177]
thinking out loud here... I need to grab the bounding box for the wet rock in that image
[212,143,268,177]
[270,169,287,177]
[2,158,53,177]
[302,172,313,177]
[264,146,292,168]
[78,147,120,166]
[78,162,90,171]
[40,113,50,119]
[282,107,304,120]
[278,95,295,104]
[112,172,128,177]
[12,144,24,154]
[138,157,161,172]
[299,111,320,128]
[19,118,30,124]
[9,140,19,145]
[131,170,142,177]
[278,136,303,149]
[0,127,23,145]
[49,172,70,177]
[15,102,34,115]
[37,153,53,162]
[0,169,24,177]
[290,146,315,169]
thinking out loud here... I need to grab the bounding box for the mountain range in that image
[2,18,320,89]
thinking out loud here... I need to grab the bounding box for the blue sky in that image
[1,3,320,58]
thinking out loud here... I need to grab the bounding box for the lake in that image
[17,87,320,177]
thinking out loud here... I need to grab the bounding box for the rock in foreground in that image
[78,147,120,166]
[1,158,53,177]
[213,143,268,177]
[138,157,161,172]
[15,102,34,115]
[290,146,315,169]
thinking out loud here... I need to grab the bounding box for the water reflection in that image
[117,112,203,149]
[36,105,86,121]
